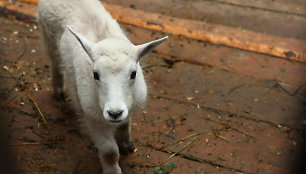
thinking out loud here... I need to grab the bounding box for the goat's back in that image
[37,0,124,42]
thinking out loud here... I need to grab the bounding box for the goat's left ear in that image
[136,36,168,61]
[67,25,96,62]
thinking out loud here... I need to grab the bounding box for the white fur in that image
[37,0,167,173]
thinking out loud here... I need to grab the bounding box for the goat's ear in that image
[136,36,168,61]
[67,25,96,61]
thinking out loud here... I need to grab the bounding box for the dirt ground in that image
[0,0,306,174]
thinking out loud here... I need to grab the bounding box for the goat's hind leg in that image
[50,56,65,100]
[41,27,65,100]
[115,119,135,155]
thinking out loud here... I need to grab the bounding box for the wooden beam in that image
[209,0,306,17]
[1,0,305,63]
[0,0,37,21]
[104,3,306,62]
[16,0,38,4]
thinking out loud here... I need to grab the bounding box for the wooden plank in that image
[16,0,37,4]
[102,0,306,40]
[1,0,305,63]
[0,0,37,21]
[209,0,306,17]
[103,3,306,62]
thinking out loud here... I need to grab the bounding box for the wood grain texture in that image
[1,0,305,62]
[209,0,306,16]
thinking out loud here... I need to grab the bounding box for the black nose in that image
[107,110,123,119]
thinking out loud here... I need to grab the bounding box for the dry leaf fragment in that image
[186,97,194,101]
[209,89,214,94]
[3,65,9,71]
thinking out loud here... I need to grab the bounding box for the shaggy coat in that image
[37,0,167,173]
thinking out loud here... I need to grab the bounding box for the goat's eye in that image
[93,71,100,80]
[130,71,136,80]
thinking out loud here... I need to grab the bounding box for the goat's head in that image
[67,26,167,124]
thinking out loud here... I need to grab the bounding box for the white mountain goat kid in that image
[37,0,167,173]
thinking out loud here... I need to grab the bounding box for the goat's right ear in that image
[136,36,168,61]
[67,25,96,61]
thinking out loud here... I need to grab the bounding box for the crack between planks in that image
[140,143,249,173]
[201,0,306,18]
[151,94,293,132]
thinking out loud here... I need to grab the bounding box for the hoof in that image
[118,142,136,155]
[54,88,65,101]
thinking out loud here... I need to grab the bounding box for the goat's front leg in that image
[85,118,121,174]
[115,118,135,155]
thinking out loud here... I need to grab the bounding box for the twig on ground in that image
[3,70,18,80]
[138,141,246,173]
[28,94,48,125]
[213,132,229,142]
[162,136,198,164]
[12,140,62,146]
[138,115,178,125]
[200,115,256,139]
[140,136,198,167]
[143,64,170,70]
[161,131,207,148]
[31,129,49,139]
[15,36,28,63]
[227,83,248,94]
[0,75,17,79]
